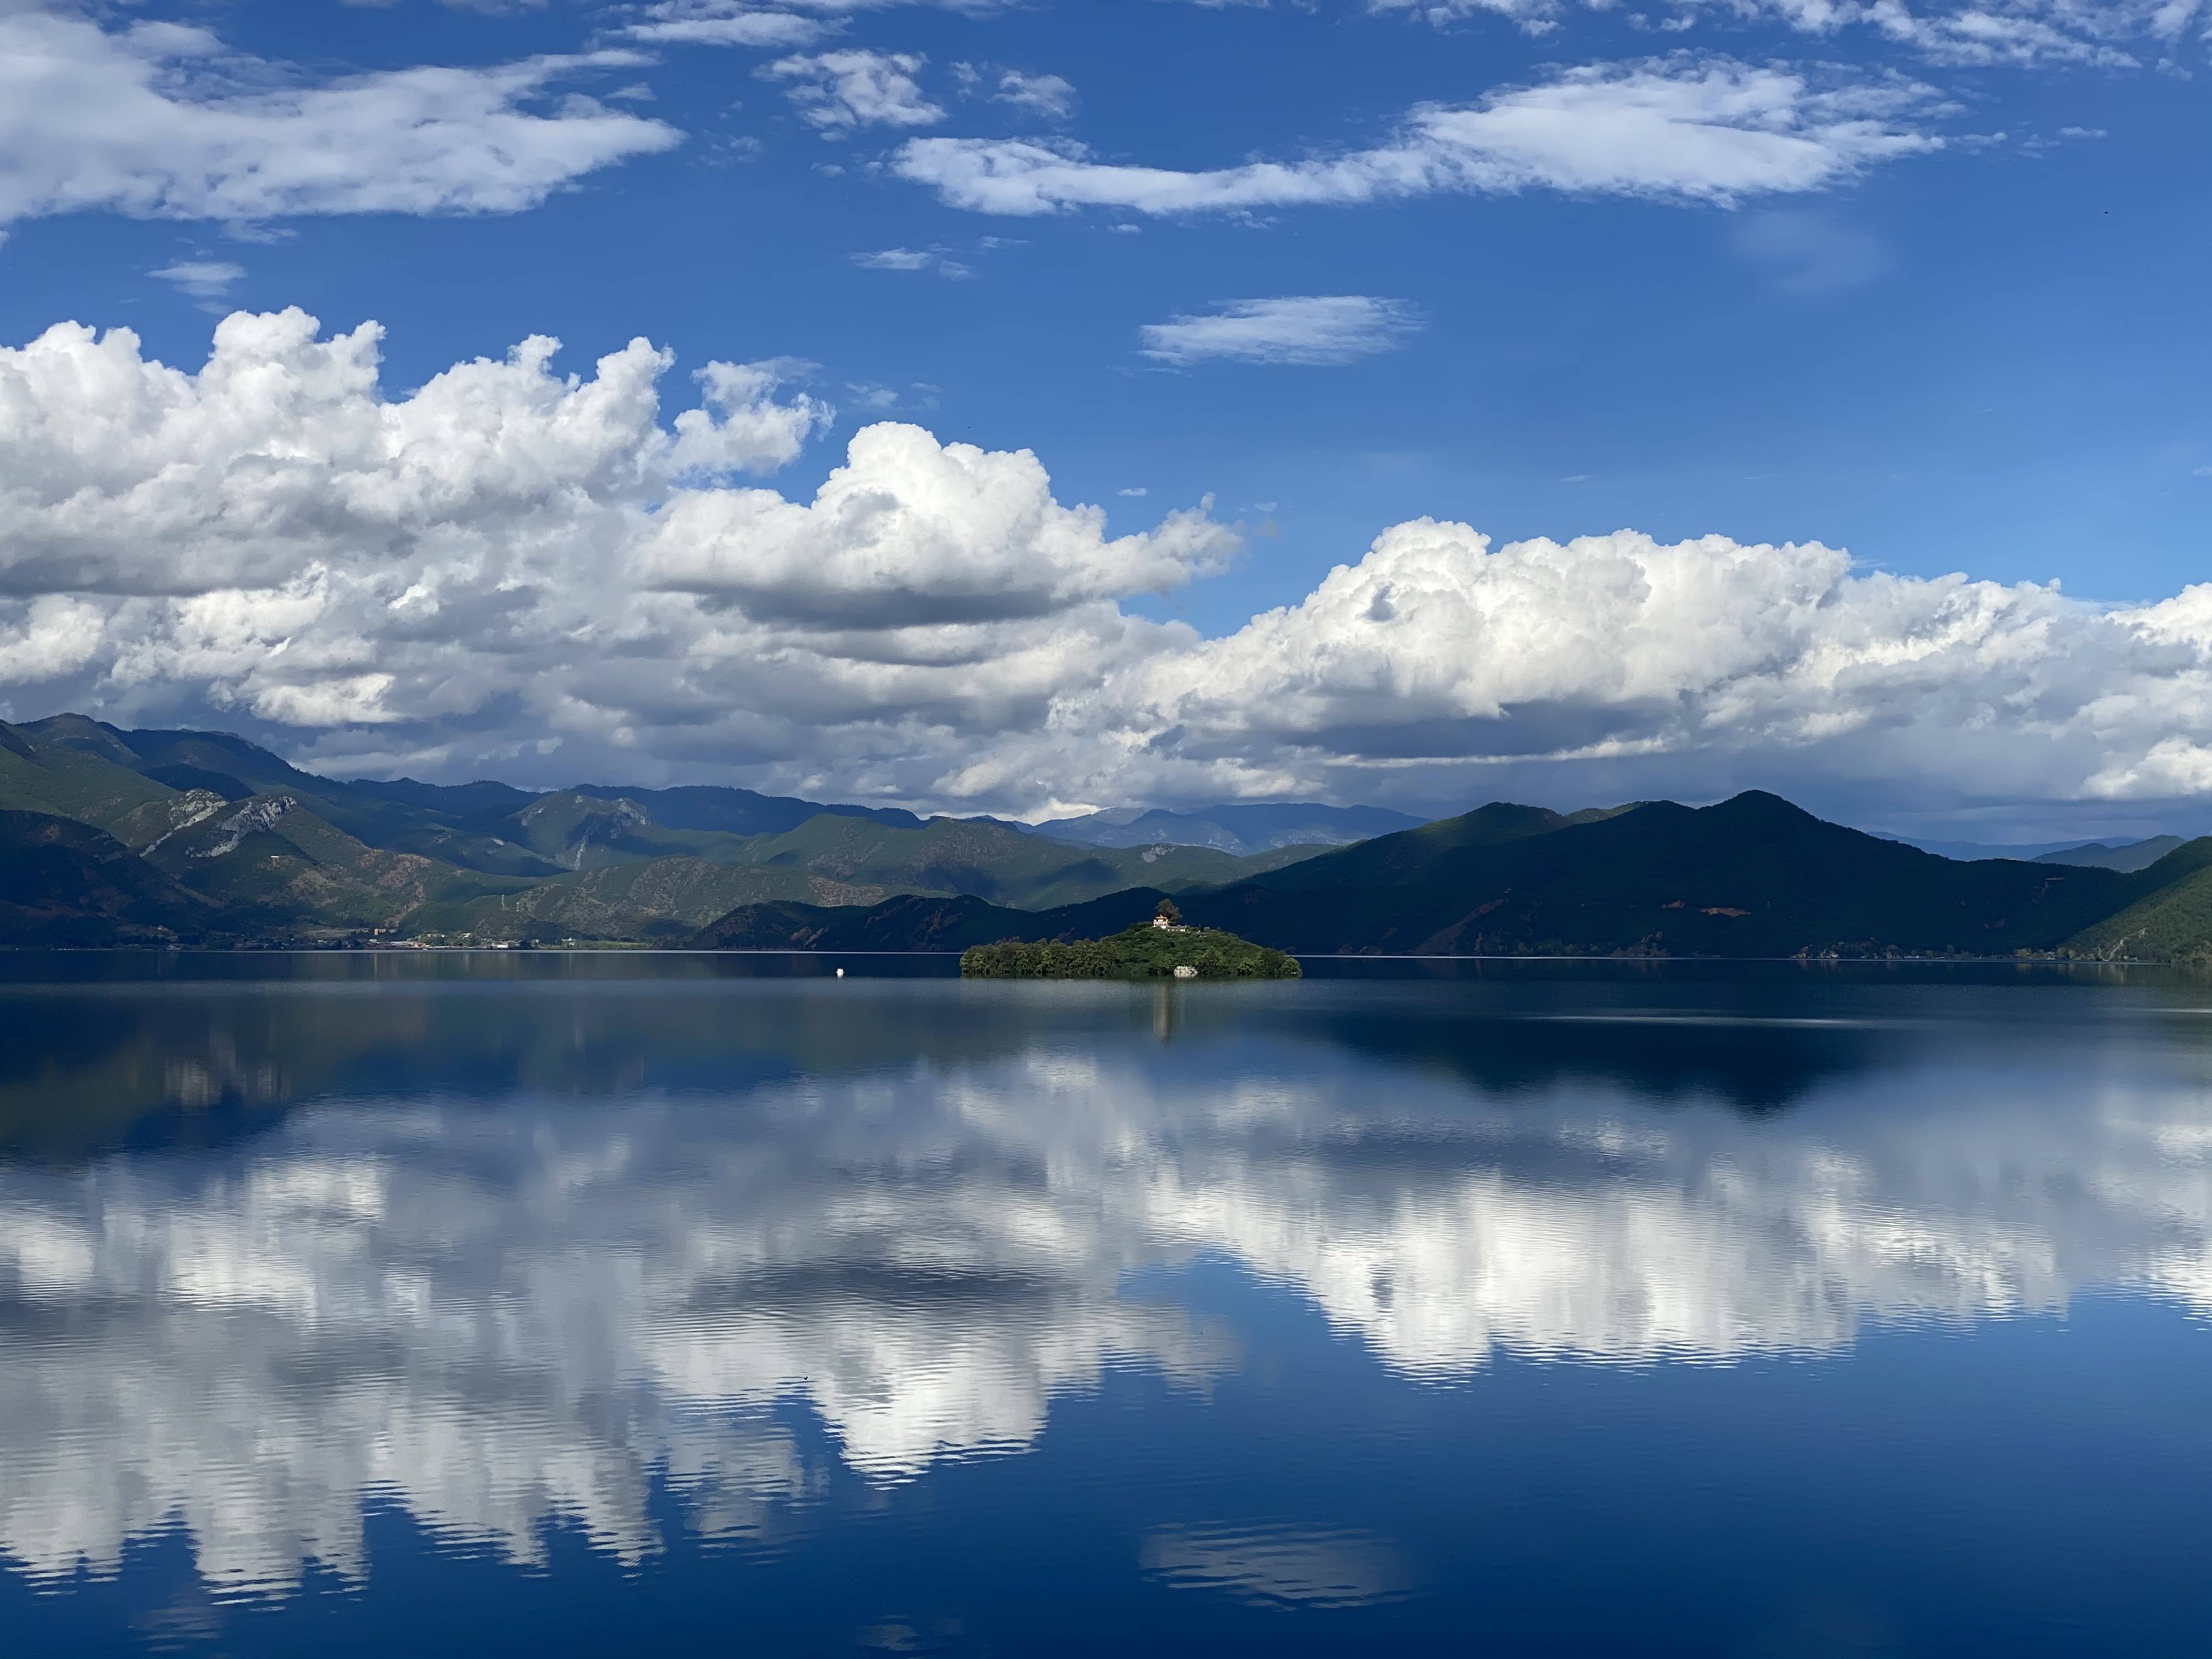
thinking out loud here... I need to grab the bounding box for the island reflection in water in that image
[1,954,2209,1651]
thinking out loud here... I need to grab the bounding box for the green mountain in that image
[2062,847,2212,961]
[712,812,1317,909]
[1,718,180,839]
[22,714,562,876]
[690,889,1170,952]
[404,856,901,944]
[0,714,1322,945]
[1168,792,2183,957]
[691,793,2212,961]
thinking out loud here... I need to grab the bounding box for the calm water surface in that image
[1,952,2208,1655]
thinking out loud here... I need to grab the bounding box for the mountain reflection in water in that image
[0,955,2208,1646]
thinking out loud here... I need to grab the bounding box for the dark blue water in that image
[1,952,2208,1654]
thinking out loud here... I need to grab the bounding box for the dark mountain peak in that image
[1453,800,1568,832]
[1697,791,1841,839]
[1711,789,1818,819]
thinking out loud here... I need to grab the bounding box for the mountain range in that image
[7,712,2212,960]
[0,715,1321,946]
[695,793,2212,962]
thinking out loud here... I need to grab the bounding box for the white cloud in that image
[1094,520,2212,817]
[643,423,1237,627]
[763,49,945,132]
[894,57,1945,217]
[0,9,679,228]
[1140,296,1421,365]
[853,245,974,276]
[991,69,1079,120]
[854,246,936,269]
[623,3,827,47]
[0,595,103,682]
[1670,0,2207,67]
[0,309,1233,795]
[1372,0,2209,67]
[151,259,246,300]
[624,0,1019,38]
[12,309,2212,826]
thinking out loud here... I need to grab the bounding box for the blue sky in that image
[1,0,2209,834]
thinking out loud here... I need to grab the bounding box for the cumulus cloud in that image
[1140,296,1421,365]
[643,423,1238,627]
[763,49,946,132]
[894,57,1943,218]
[0,309,1234,799]
[1090,521,2212,819]
[10,308,2212,828]
[0,8,679,228]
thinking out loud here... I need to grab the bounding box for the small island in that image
[960,900,1302,980]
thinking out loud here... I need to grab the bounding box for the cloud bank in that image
[5,309,2212,830]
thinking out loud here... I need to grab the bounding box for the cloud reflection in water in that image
[0,972,2207,1596]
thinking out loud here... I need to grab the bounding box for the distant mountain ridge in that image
[1022,802,1427,856]
[1892,833,2193,870]
[2034,836,2189,873]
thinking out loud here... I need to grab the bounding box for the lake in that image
[1,952,2208,1655]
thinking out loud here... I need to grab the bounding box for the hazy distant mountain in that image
[1893,836,2106,862]
[1024,802,1426,856]
[2034,836,2188,873]
[1892,833,2193,871]
[694,793,2212,961]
